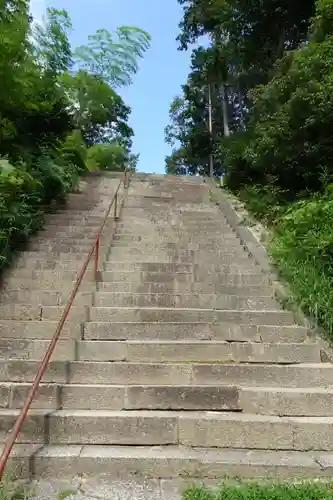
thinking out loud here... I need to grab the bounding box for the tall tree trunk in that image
[221,81,230,137]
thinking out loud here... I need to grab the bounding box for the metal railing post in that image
[94,239,100,282]
[114,192,118,220]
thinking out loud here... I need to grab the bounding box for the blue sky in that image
[30,0,193,173]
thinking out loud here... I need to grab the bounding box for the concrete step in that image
[0,339,318,363]
[106,252,253,263]
[32,236,97,245]
[2,277,95,292]
[12,258,88,271]
[44,219,104,228]
[110,241,245,251]
[4,382,333,416]
[0,320,81,339]
[3,444,332,479]
[2,361,332,387]
[0,319,307,343]
[112,234,238,242]
[89,307,295,325]
[45,213,105,221]
[114,228,235,236]
[97,281,274,296]
[97,271,269,286]
[79,340,319,363]
[115,219,228,227]
[39,227,103,237]
[0,289,93,306]
[3,410,333,451]
[0,304,86,321]
[83,322,309,343]
[7,269,95,281]
[26,243,96,253]
[102,261,259,272]
[7,261,259,276]
[0,339,75,361]
[93,292,277,310]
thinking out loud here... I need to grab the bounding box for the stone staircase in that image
[1,173,333,482]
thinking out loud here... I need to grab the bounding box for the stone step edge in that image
[3,408,333,422]
[0,339,318,347]
[3,444,332,479]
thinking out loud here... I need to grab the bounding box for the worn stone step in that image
[89,307,295,325]
[3,444,332,480]
[0,338,318,363]
[98,271,269,286]
[106,252,252,263]
[7,269,95,281]
[26,243,96,253]
[0,289,60,306]
[78,340,319,363]
[0,289,93,306]
[28,236,111,252]
[44,220,104,229]
[2,361,332,388]
[110,241,244,251]
[3,410,333,451]
[32,236,97,245]
[0,320,81,339]
[45,213,105,221]
[0,339,75,361]
[113,234,238,242]
[116,218,228,225]
[0,304,86,321]
[103,261,258,272]
[3,383,333,416]
[115,219,227,226]
[114,229,235,237]
[121,208,220,215]
[12,258,90,271]
[97,281,273,296]
[93,292,277,310]
[83,322,309,343]
[2,278,95,292]
[50,209,108,216]
[23,247,92,257]
[40,227,103,237]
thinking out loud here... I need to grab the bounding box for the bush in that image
[270,189,333,335]
[0,156,79,272]
[86,143,126,171]
[60,130,87,174]
[237,183,287,223]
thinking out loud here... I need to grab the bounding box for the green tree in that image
[60,70,134,149]
[74,26,151,87]
[33,7,72,75]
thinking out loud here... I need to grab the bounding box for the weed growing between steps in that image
[183,482,333,500]
[233,184,333,341]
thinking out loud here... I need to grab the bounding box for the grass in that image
[229,183,333,342]
[0,480,31,500]
[183,482,333,500]
[0,480,78,499]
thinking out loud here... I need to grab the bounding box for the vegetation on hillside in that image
[166,0,333,338]
[182,482,333,500]
[0,0,150,271]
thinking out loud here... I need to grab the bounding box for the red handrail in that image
[0,166,132,479]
